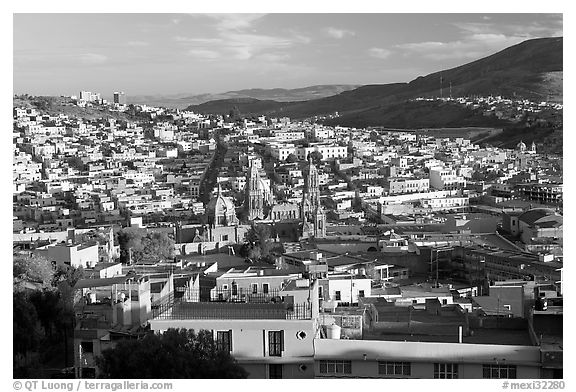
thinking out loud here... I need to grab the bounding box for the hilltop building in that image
[113,91,127,105]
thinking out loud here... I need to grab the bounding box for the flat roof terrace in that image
[153,301,313,321]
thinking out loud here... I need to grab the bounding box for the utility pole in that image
[350,270,354,306]
[430,248,434,281]
[436,250,439,288]
[440,75,443,98]
[78,344,83,378]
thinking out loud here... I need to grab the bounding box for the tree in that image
[13,291,42,356]
[66,156,85,171]
[309,150,323,166]
[13,254,55,290]
[141,231,174,261]
[52,263,84,288]
[285,153,298,163]
[28,289,64,338]
[13,255,82,376]
[241,224,273,263]
[297,139,310,148]
[96,328,248,378]
[117,228,174,264]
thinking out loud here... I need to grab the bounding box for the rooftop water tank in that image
[327,324,341,340]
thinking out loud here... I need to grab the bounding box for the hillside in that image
[189,98,292,116]
[323,100,511,129]
[186,37,563,125]
[13,95,137,121]
[129,84,361,109]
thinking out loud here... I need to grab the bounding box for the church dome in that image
[205,184,238,227]
[516,140,527,151]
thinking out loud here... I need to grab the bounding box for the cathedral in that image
[176,181,250,255]
[516,140,537,154]
[242,156,326,239]
[300,156,326,239]
[244,161,273,221]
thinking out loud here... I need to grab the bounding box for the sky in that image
[13,13,562,98]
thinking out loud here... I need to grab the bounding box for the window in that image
[221,234,229,241]
[216,330,232,352]
[442,299,448,305]
[335,291,341,301]
[341,316,360,328]
[318,286,323,299]
[252,283,258,294]
[80,341,94,353]
[378,361,411,376]
[231,282,238,296]
[268,330,284,357]
[269,364,283,379]
[358,290,365,298]
[222,284,228,290]
[434,363,458,379]
[263,283,269,294]
[319,360,352,375]
[482,364,517,379]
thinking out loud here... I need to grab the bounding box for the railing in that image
[181,287,282,304]
[152,291,312,320]
[286,303,313,320]
[151,291,179,318]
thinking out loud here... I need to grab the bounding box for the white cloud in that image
[325,27,355,39]
[187,49,220,60]
[394,32,533,61]
[368,47,392,59]
[200,13,266,31]
[174,15,309,63]
[454,20,562,38]
[78,53,107,65]
[452,22,495,35]
[256,53,290,62]
[174,31,308,61]
[395,41,445,51]
[173,36,222,44]
[127,41,149,47]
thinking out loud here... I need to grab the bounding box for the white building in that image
[388,178,430,195]
[429,167,467,191]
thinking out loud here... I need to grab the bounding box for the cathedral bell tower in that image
[301,155,326,238]
[245,161,265,221]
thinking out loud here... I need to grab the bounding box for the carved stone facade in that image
[300,156,326,239]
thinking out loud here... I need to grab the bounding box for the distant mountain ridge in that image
[186,37,563,127]
[129,84,361,109]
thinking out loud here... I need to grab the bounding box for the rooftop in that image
[75,275,145,289]
[153,301,312,320]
